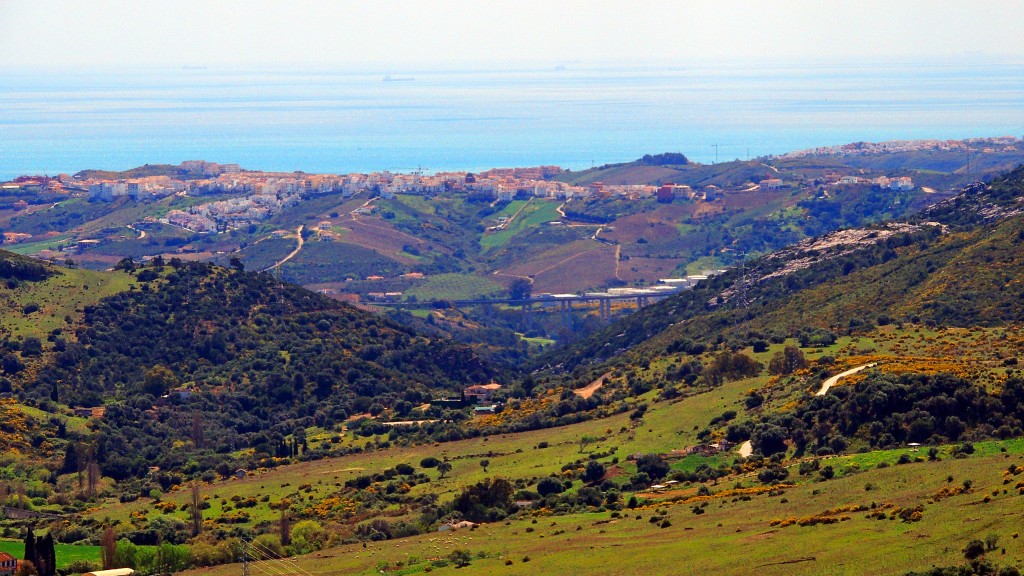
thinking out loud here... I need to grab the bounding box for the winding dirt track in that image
[574,371,611,398]
[815,363,877,396]
[264,225,304,271]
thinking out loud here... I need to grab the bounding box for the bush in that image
[635,454,670,480]
[963,539,985,560]
[537,477,564,497]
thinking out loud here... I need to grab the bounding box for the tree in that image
[2,353,23,375]
[279,511,292,547]
[21,338,42,357]
[35,533,55,576]
[191,413,204,449]
[142,365,178,397]
[437,461,452,479]
[508,278,532,301]
[635,454,670,480]
[23,529,35,571]
[452,478,515,522]
[751,423,788,456]
[578,435,598,453]
[420,457,439,468]
[189,482,202,536]
[289,520,326,555]
[479,459,490,473]
[87,460,101,497]
[99,527,117,569]
[537,477,564,497]
[768,346,807,375]
[229,257,245,271]
[583,461,606,483]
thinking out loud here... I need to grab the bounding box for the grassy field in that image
[172,440,1024,576]
[59,311,1024,576]
[59,320,1024,575]
[479,200,561,251]
[404,273,504,301]
[0,540,100,569]
[3,236,73,255]
[0,266,135,339]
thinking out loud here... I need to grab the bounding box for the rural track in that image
[815,363,877,396]
[263,225,305,271]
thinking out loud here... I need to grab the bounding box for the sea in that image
[1,60,1022,180]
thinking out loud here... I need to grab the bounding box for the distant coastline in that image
[2,62,1020,181]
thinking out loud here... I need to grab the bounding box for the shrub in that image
[963,539,986,560]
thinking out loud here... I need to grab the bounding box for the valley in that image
[3,148,1024,576]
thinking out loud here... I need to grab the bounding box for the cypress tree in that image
[36,533,55,576]
[23,528,36,569]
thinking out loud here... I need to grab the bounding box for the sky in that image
[1,0,1023,70]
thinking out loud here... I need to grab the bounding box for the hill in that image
[536,165,1024,374]
[8,140,1017,308]
[5,168,1024,575]
[4,258,494,481]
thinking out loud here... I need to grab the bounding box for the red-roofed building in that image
[464,383,502,403]
[0,552,17,576]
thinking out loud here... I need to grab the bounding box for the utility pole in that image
[242,538,250,576]
[712,143,719,165]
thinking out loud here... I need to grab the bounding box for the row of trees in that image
[24,529,56,576]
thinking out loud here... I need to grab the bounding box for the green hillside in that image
[5,259,492,480]
[6,161,1024,576]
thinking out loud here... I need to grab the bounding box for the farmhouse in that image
[674,440,735,457]
[0,552,17,576]
[463,383,502,403]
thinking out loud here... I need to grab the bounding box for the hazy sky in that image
[1,0,1022,69]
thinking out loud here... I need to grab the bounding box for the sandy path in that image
[815,363,877,396]
[738,440,752,457]
[574,371,611,398]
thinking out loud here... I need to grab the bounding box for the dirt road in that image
[574,371,611,398]
[815,363,877,396]
[263,225,305,272]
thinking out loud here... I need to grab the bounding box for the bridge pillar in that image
[521,301,533,330]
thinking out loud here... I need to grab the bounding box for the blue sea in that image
[1,60,1022,180]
